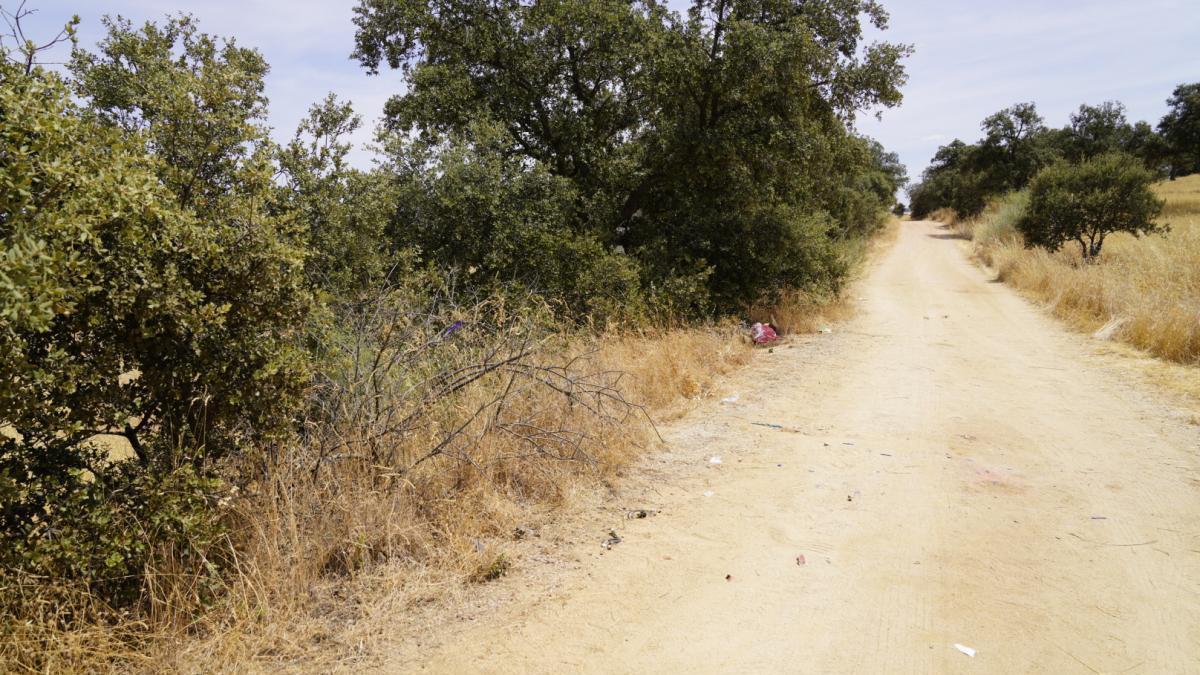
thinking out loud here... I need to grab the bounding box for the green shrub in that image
[1018,153,1165,259]
[387,125,647,324]
[0,463,229,611]
[0,64,307,608]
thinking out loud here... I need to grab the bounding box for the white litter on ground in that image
[953,643,977,658]
[709,456,722,465]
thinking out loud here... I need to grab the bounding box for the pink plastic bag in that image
[751,322,778,344]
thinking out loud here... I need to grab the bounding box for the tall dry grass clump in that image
[954,175,1200,364]
[746,289,855,336]
[159,324,753,671]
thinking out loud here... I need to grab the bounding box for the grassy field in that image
[956,174,1200,365]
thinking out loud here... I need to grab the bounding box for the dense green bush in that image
[1,51,307,606]
[280,94,396,297]
[385,124,647,323]
[1017,153,1165,259]
[1,464,228,609]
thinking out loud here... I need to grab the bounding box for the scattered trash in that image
[1090,516,1108,520]
[627,509,657,519]
[796,554,806,566]
[818,326,833,334]
[751,322,779,344]
[602,530,622,550]
[471,538,486,553]
[880,453,893,457]
[842,442,855,446]
[847,495,853,502]
[776,463,783,468]
[512,524,538,540]
[469,553,511,583]
[752,421,800,433]
[953,644,977,658]
[721,395,740,404]
[709,456,723,465]
[703,490,715,497]
[724,574,733,581]
[1093,317,1127,341]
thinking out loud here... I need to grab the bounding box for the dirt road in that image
[414,221,1200,673]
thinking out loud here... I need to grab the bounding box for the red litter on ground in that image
[751,322,779,344]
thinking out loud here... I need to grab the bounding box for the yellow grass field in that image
[959,174,1200,365]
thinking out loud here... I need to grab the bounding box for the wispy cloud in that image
[23,0,1200,179]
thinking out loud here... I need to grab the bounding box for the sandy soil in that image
[397,221,1200,673]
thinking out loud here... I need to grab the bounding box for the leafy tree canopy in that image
[352,0,911,312]
[1017,152,1165,259]
[1159,82,1200,176]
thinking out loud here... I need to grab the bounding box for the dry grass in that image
[6,325,757,673]
[954,174,1200,365]
[930,207,961,229]
[747,289,856,336]
[163,328,756,671]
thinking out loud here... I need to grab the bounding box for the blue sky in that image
[15,0,1200,184]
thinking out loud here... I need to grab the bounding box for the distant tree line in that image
[908,87,1200,220]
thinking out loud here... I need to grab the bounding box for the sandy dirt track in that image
[410,221,1200,673]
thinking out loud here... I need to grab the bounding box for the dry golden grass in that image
[930,207,962,229]
[747,289,856,336]
[7,328,758,673]
[168,328,758,672]
[956,174,1200,365]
